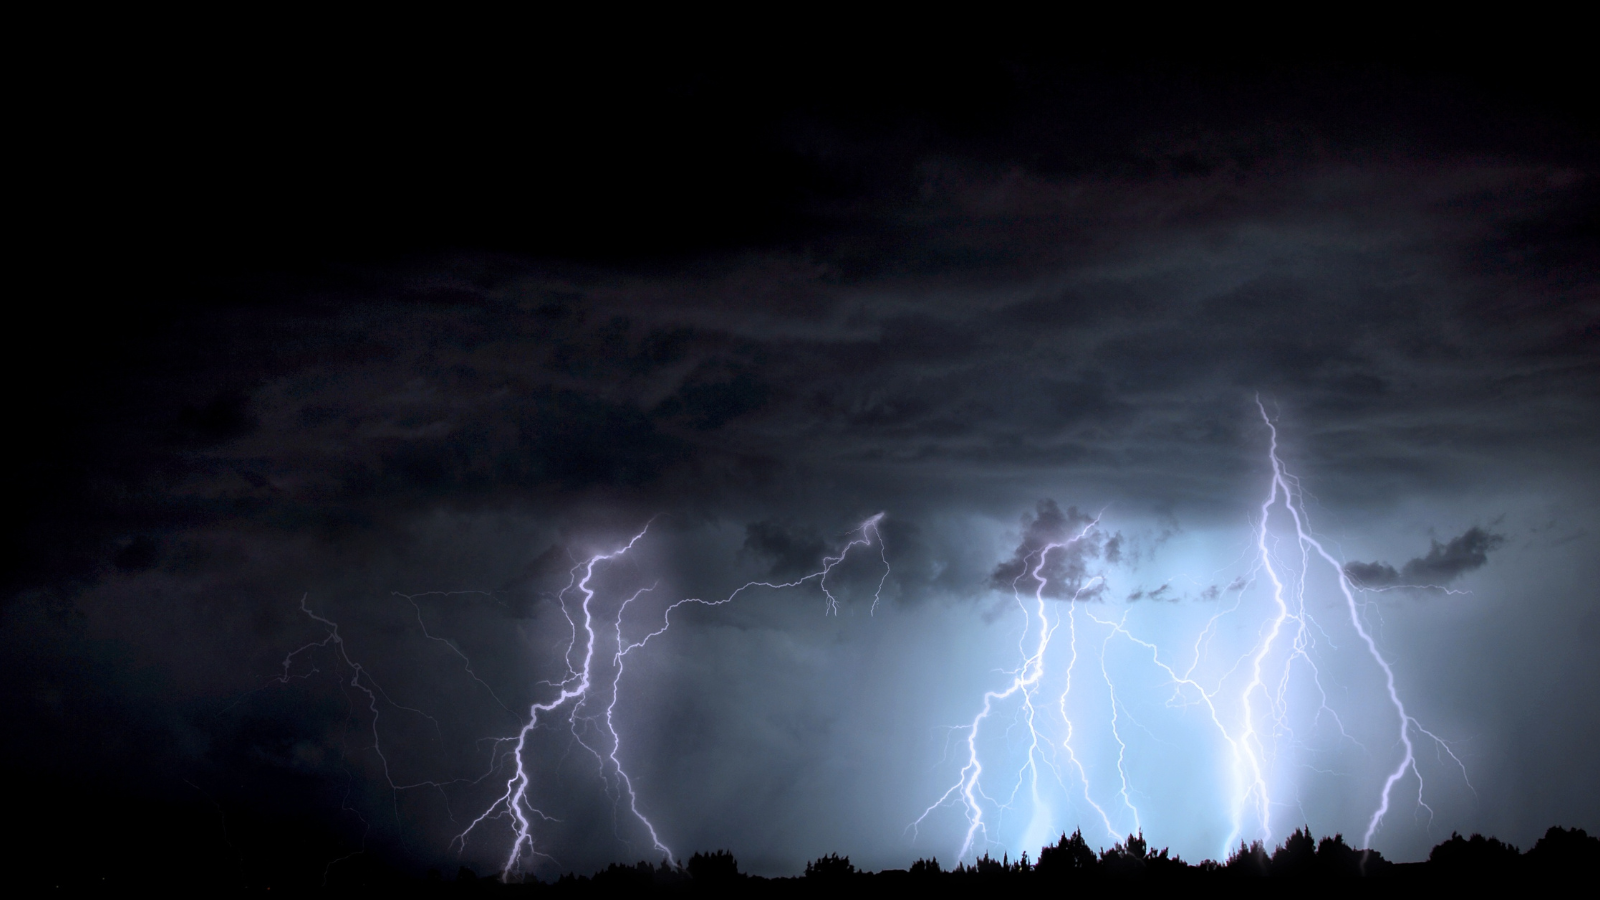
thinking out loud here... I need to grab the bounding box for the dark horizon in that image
[24,816,1600,891]
[7,26,1598,889]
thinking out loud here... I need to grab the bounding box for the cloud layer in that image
[1345,527,1508,589]
[4,57,1596,882]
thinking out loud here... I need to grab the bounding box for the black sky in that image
[7,34,1598,886]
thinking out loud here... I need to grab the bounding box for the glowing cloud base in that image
[911,400,1471,864]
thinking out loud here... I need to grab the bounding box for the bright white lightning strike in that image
[273,401,1476,874]
[451,513,890,880]
[914,400,1472,864]
[1251,398,1470,847]
[913,514,1111,858]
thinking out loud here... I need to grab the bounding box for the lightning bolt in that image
[915,398,1471,865]
[395,591,517,717]
[604,584,671,859]
[268,398,1477,873]
[452,527,652,878]
[1097,620,1141,834]
[1056,601,1118,843]
[1082,606,1244,848]
[276,594,474,881]
[914,515,1106,859]
[454,514,890,880]
[1251,398,1468,847]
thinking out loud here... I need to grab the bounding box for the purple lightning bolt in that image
[1252,397,1470,847]
[454,513,890,880]
[452,527,651,877]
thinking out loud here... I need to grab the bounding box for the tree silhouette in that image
[591,860,658,891]
[1269,826,1317,877]
[137,821,1600,892]
[1100,831,1183,879]
[687,850,741,885]
[1036,828,1099,880]
[1525,826,1600,876]
[1224,839,1270,876]
[804,853,855,882]
[1313,833,1374,878]
[1429,831,1521,877]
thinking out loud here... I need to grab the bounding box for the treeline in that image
[31,824,1595,893]
[478,826,1598,894]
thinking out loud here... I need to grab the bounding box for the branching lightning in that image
[914,399,1473,864]
[275,594,472,881]
[1252,397,1470,847]
[265,399,1478,876]
[913,515,1110,857]
[449,513,889,878]
[266,515,892,880]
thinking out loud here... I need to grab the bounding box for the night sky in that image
[8,40,1597,885]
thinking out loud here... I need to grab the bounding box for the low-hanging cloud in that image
[1343,526,1506,590]
[989,500,1109,600]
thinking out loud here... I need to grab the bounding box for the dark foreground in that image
[33,826,1598,894]
[518,827,1596,896]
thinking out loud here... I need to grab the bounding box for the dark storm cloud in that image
[14,122,1599,605]
[743,521,829,580]
[176,389,259,445]
[989,501,1109,599]
[110,535,160,572]
[1343,526,1508,590]
[1102,533,1124,564]
[7,52,1599,880]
